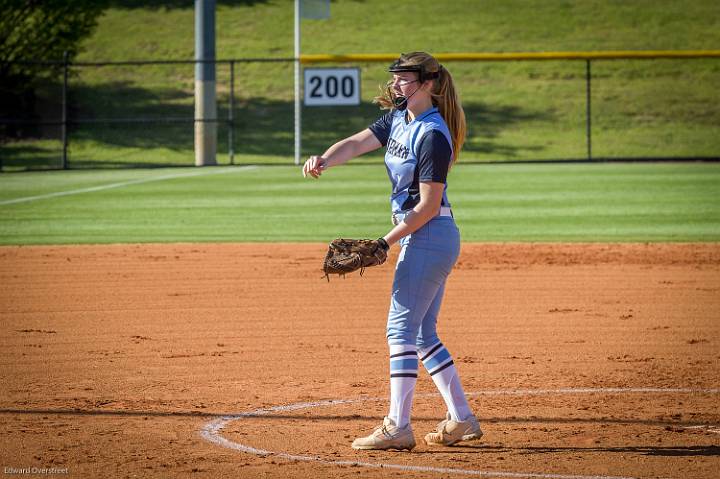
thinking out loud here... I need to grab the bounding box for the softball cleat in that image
[351,417,416,451]
[424,412,483,446]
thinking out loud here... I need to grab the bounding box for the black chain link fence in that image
[1,55,718,171]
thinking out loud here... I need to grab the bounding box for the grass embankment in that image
[1,0,719,170]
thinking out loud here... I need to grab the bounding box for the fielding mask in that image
[388,54,441,111]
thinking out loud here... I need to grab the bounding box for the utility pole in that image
[195,0,217,166]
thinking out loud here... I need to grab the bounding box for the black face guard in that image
[388,55,440,83]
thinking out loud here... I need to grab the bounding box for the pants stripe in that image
[389,351,417,358]
[419,342,443,361]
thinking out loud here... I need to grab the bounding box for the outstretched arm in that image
[302,128,382,178]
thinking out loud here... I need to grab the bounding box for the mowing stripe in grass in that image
[0,166,258,206]
[1,163,718,244]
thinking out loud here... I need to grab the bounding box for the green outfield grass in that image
[1,162,718,245]
[1,0,718,169]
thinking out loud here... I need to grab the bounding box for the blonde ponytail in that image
[432,66,466,163]
[373,52,466,163]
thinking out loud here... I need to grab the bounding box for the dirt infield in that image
[1,243,719,479]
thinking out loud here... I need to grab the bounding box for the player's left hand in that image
[322,238,389,280]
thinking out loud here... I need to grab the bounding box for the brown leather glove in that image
[322,238,389,280]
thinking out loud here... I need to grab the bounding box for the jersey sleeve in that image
[368,111,393,146]
[416,129,452,183]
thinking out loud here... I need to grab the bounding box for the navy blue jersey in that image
[369,107,452,213]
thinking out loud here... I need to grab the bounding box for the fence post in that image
[229,60,235,165]
[585,59,592,161]
[294,0,301,165]
[61,51,69,169]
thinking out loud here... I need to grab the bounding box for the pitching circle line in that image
[200,387,720,479]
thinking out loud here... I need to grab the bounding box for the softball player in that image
[303,52,482,451]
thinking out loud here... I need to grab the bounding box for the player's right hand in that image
[302,155,327,178]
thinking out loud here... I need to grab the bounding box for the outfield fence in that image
[1,50,719,171]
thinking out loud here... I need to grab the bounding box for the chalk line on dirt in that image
[200,387,720,479]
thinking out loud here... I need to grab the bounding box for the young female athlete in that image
[302,52,482,451]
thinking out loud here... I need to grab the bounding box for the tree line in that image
[0,1,107,139]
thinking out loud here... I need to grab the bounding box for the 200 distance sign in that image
[303,68,361,106]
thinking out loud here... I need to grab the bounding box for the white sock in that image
[387,344,417,429]
[419,342,472,422]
